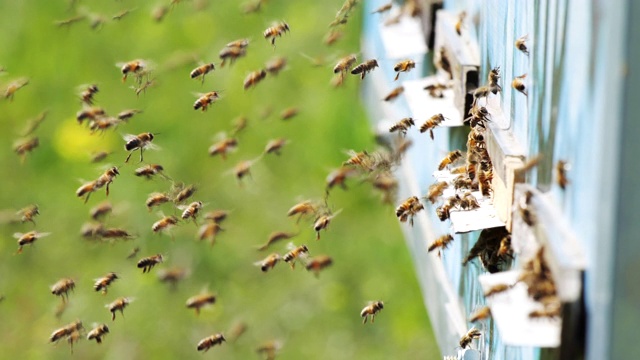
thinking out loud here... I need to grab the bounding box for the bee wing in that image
[123,134,138,142]
[252,260,265,267]
[145,142,161,151]
[36,232,52,238]
[176,204,188,211]
[13,232,24,239]
[285,241,296,251]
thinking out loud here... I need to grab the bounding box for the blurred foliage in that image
[0,0,438,359]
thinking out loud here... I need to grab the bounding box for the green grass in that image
[0,1,438,359]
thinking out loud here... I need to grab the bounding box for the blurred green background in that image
[0,0,437,359]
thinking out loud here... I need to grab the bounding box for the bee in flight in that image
[263,21,289,46]
[257,231,298,251]
[107,297,132,321]
[460,327,482,348]
[87,324,109,344]
[94,272,119,295]
[194,91,220,111]
[383,86,404,102]
[146,192,170,211]
[264,138,288,155]
[438,150,463,170]
[135,164,168,180]
[282,243,309,269]
[333,54,357,82]
[4,77,29,101]
[265,57,287,75]
[186,292,217,315]
[13,136,39,162]
[420,113,447,140]
[304,255,333,277]
[51,278,76,302]
[190,63,215,84]
[197,333,226,352]
[512,73,528,96]
[14,230,50,254]
[79,84,99,105]
[427,234,454,257]
[389,117,415,136]
[209,136,238,160]
[179,201,203,223]
[152,215,179,235]
[244,69,267,90]
[393,59,415,81]
[351,59,378,80]
[50,320,83,352]
[515,34,529,55]
[313,209,341,240]
[124,132,157,163]
[287,200,319,223]
[137,254,164,273]
[17,204,39,224]
[197,222,223,245]
[255,253,281,272]
[117,59,148,83]
[360,301,384,324]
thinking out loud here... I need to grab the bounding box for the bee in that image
[17,204,39,224]
[255,253,281,272]
[204,210,229,224]
[21,110,49,136]
[371,173,398,204]
[89,117,122,134]
[146,192,171,211]
[76,106,106,124]
[371,2,392,14]
[126,246,140,259]
[287,200,318,222]
[87,324,109,344]
[515,34,529,55]
[51,278,76,301]
[393,60,415,81]
[333,54,357,78]
[190,63,215,83]
[383,86,404,102]
[472,85,492,106]
[194,91,220,111]
[280,107,299,120]
[117,109,143,121]
[478,169,492,197]
[512,73,528,96]
[484,283,513,297]
[226,38,250,49]
[244,69,267,90]
[197,333,226,352]
[173,183,197,203]
[257,340,283,360]
[556,160,570,190]
[437,48,452,79]
[94,272,118,295]
[313,210,341,240]
[351,59,379,80]
[99,227,134,240]
[455,11,467,35]
[135,164,167,180]
[180,201,203,223]
[395,196,424,226]
[219,46,247,67]
[257,231,298,251]
[438,150,463,170]
[14,230,50,254]
[119,60,147,82]
[424,83,449,98]
[518,190,536,226]
[198,222,224,245]
[3,77,29,101]
[79,84,99,105]
[361,301,384,324]
[13,136,39,161]
[107,297,132,320]
[186,293,216,315]
[488,66,501,89]
[419,113,446,140]
[529,306,561,319]
[326,167,358,190]
[157,267,189,288]
[264,138,288,155]
[81,222,104,239]
[152,215,179,234]
[469,306,492,323]
[459,327,481,349]
[94,166,120,197]
[50,320,83,344]
[124,132,156,163]
[152,5,169,22]
[305,255,333,276]
[426,182,448,203]
[343,150,369,168]
[137,254,164,273]
[497,235,513,259]
[265,57,287,75]
[459,192,480,210]
[263,21,290,46]
[283,243,309,269]
[323,30,343,46]
[232,116,248,135]
[427,234,454,256]
[436,196,460,221]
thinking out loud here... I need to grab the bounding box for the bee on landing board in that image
[94,272,118,295]
[193,91,220,111]
[14,230,50,254]
[393,60,415,81]
[87,324,109,344]
[186,293,216,315]
[197,333,225,352]
[107,297,132,320]
[190,63,215,84]
[137,254,163,273]
[459,327,481,348]
[263,22,289,46]
[351,59,379,80]
[123,132,157,163]
[51,278,75,302]
[361,301,384,324]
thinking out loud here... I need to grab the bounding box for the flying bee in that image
[219,46,247,67]
[383,86,404,102]
[146,192,170,211]
[256,340,282,360]
[50,320,83,344]
[323,30,343,46]
[21,110,48,136]
[17,204,39,224]
[484,283,513,297]
[427,234,454,257]
[326,166,358,190]
[126,246,140,259]
[54,15,86,27]
[226,38,250,49]
[556,160,570,190]
[469,306,492,323]
[280,107,299,120]
[190,63,215,84]
[371,173,398,204]
[438,150,463,170]
[263,21,290,46]
[313,209,341,240]
[135,164,167,180]
[287,200,318,222]
[512,74,528,96]
[305,255,333,276]
[231,116,248,135]
[94,166,120,196]
[179,201,203,223]
[99,228,134,240]
[244,69,267,90]
[89,117,122,134]
[79,84,99,105]
[13,136,39,162]
[118,59,147,82]
[361,301,384,324]
[3,77,29,101]
[194,91,221,111]
[87,324,109,344]
[152,215,179,234]
[455,11,467,35]
[420,113,446,140]
[351,59,379,80]
[283,243,309,269]
[157,267,189,289]
[94,272,118,295]
[515,34,529,55]
[137,254,164,273]
[186,293,216,315]
[14,230,50,254]
[395,196,424,226]
[76,106,106,124]
[124,132,157,163]
[265,57,287,75]
[372,2,392,14]
[427,181,449,204]
[198,222,223,245]
[173,183,197,203]
[117,109,143,121]
[459,327,481,349]
[424,83,449,98]
[255,253,281,272]
[437,48,452,79]
[197,333,226,352]
[488,66,501,89]
[204,210,229,224]
[333,54,357,78]
[81,222,104,239]
[51,278,76,302]
[264,138,288,155]
[393,60,416,81]
[257,231,298,251]
[107,297,132,320]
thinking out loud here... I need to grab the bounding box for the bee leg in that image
[106,182,110,197]
[84,192,91,204]
[363,316,367,324]
[372,315,375,323]
[316,231,320,241]
[139,148,144,162]
[394,72,400,81]
[111,311,116,321]
[429,129,434,140]
[125,152,133,163]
